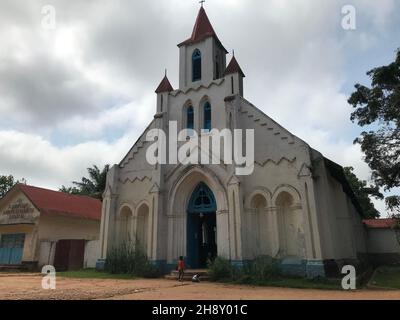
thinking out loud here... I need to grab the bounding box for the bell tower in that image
[178,6,228,89]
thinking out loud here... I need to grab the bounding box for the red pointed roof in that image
[225,55,245,77]
[178,7,228,53]
[14,184,102,220]
[155,75,174,93]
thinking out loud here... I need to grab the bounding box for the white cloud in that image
[57,94,154,140]
[0,130,136,189]
[0,0,397,215]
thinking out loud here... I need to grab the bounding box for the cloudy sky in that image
[0,0,399,215]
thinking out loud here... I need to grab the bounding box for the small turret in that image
[224,54,245,97]
[155,74,174,114]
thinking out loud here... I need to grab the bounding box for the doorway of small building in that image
[0,233,25,265]
[187,183,217,269]
[54,240,85,271]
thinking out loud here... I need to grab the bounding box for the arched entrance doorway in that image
[187,183,217,268]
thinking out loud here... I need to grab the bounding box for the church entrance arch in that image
[187,182,217,268]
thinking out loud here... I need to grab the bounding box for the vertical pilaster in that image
[99,194,117,260]
[270,207,280,257]
[227,176,243,262]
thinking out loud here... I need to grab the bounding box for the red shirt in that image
[178,260,185,270]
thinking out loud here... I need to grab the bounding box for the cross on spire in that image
[199,0,205,7]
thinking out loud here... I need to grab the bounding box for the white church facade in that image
[96,7,367,278]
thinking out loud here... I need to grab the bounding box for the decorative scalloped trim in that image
[170,79,224,97]
[237,97,299,145]
[120,141,149,167]
[119,176,152,184]
[255,157,296,167]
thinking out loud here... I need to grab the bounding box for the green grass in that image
[220,276,343,290]
[207,256,343,290]
[249,278,341,290]
[370,266,400,289]
[57,269,137,280]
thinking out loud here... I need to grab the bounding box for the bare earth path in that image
[0,274,399,300]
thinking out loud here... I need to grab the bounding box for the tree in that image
[60,164,110,200]
[386,196,400,216]
[386,196,400,246]
[348,49,400,213]
[343,167,383,219]
[0,175,16,198]
[59,185,81,195]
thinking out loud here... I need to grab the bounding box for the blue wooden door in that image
[187,183,217,269]
[0,234,25,265]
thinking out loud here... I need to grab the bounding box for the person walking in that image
[177,256,185,282]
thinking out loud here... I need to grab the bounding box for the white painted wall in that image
[367,229,400,254]
[38,240,56,268]
[84,240,100,268]
[38,215,100,241]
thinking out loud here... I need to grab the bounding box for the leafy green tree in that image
[0,175,16,198]
[386,196,400,216]
[348,49,400,213]
[343,167,383,219]
[59,185,81,195]
[60,164,110,200]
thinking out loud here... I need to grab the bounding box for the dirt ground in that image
[0,273,400,300]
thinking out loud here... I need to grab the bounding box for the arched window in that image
[136,204,149,253]
[187,106,194,130]
[276,191,299,257]
[203,102,212,131]
[250,194,267,210]
[188,183,216,213]
[119,206,133,244]
[192,49,202,82]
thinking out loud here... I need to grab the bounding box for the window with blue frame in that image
[188,183,216,213]
[203,102,212,131]
[187,106,194,130]
[192,49,202,82]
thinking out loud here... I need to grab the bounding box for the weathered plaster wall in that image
[0,191,40,262]
[38,215,100,241]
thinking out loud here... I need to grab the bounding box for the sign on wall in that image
[0,199,36,225]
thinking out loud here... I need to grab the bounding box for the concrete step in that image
[0,265,26,272]
[170,269,208,275]
[165,269,210,282]
[165,274,211,281]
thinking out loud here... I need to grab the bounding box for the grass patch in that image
[57,269,136,280]
[105,243,161,278]
[370,266,400,289]
[237,277,342,290]
[207,256,342,290]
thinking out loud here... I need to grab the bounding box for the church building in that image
[97,6,367,278]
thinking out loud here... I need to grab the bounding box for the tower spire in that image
[199,0,205,7]
[178,5,228,53]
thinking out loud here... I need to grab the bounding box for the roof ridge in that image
[19,184,100,202]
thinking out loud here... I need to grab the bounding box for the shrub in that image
[207,255,279,283]
[243,256,279,282]
[207,257,235,281]
[105,242,160,278]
